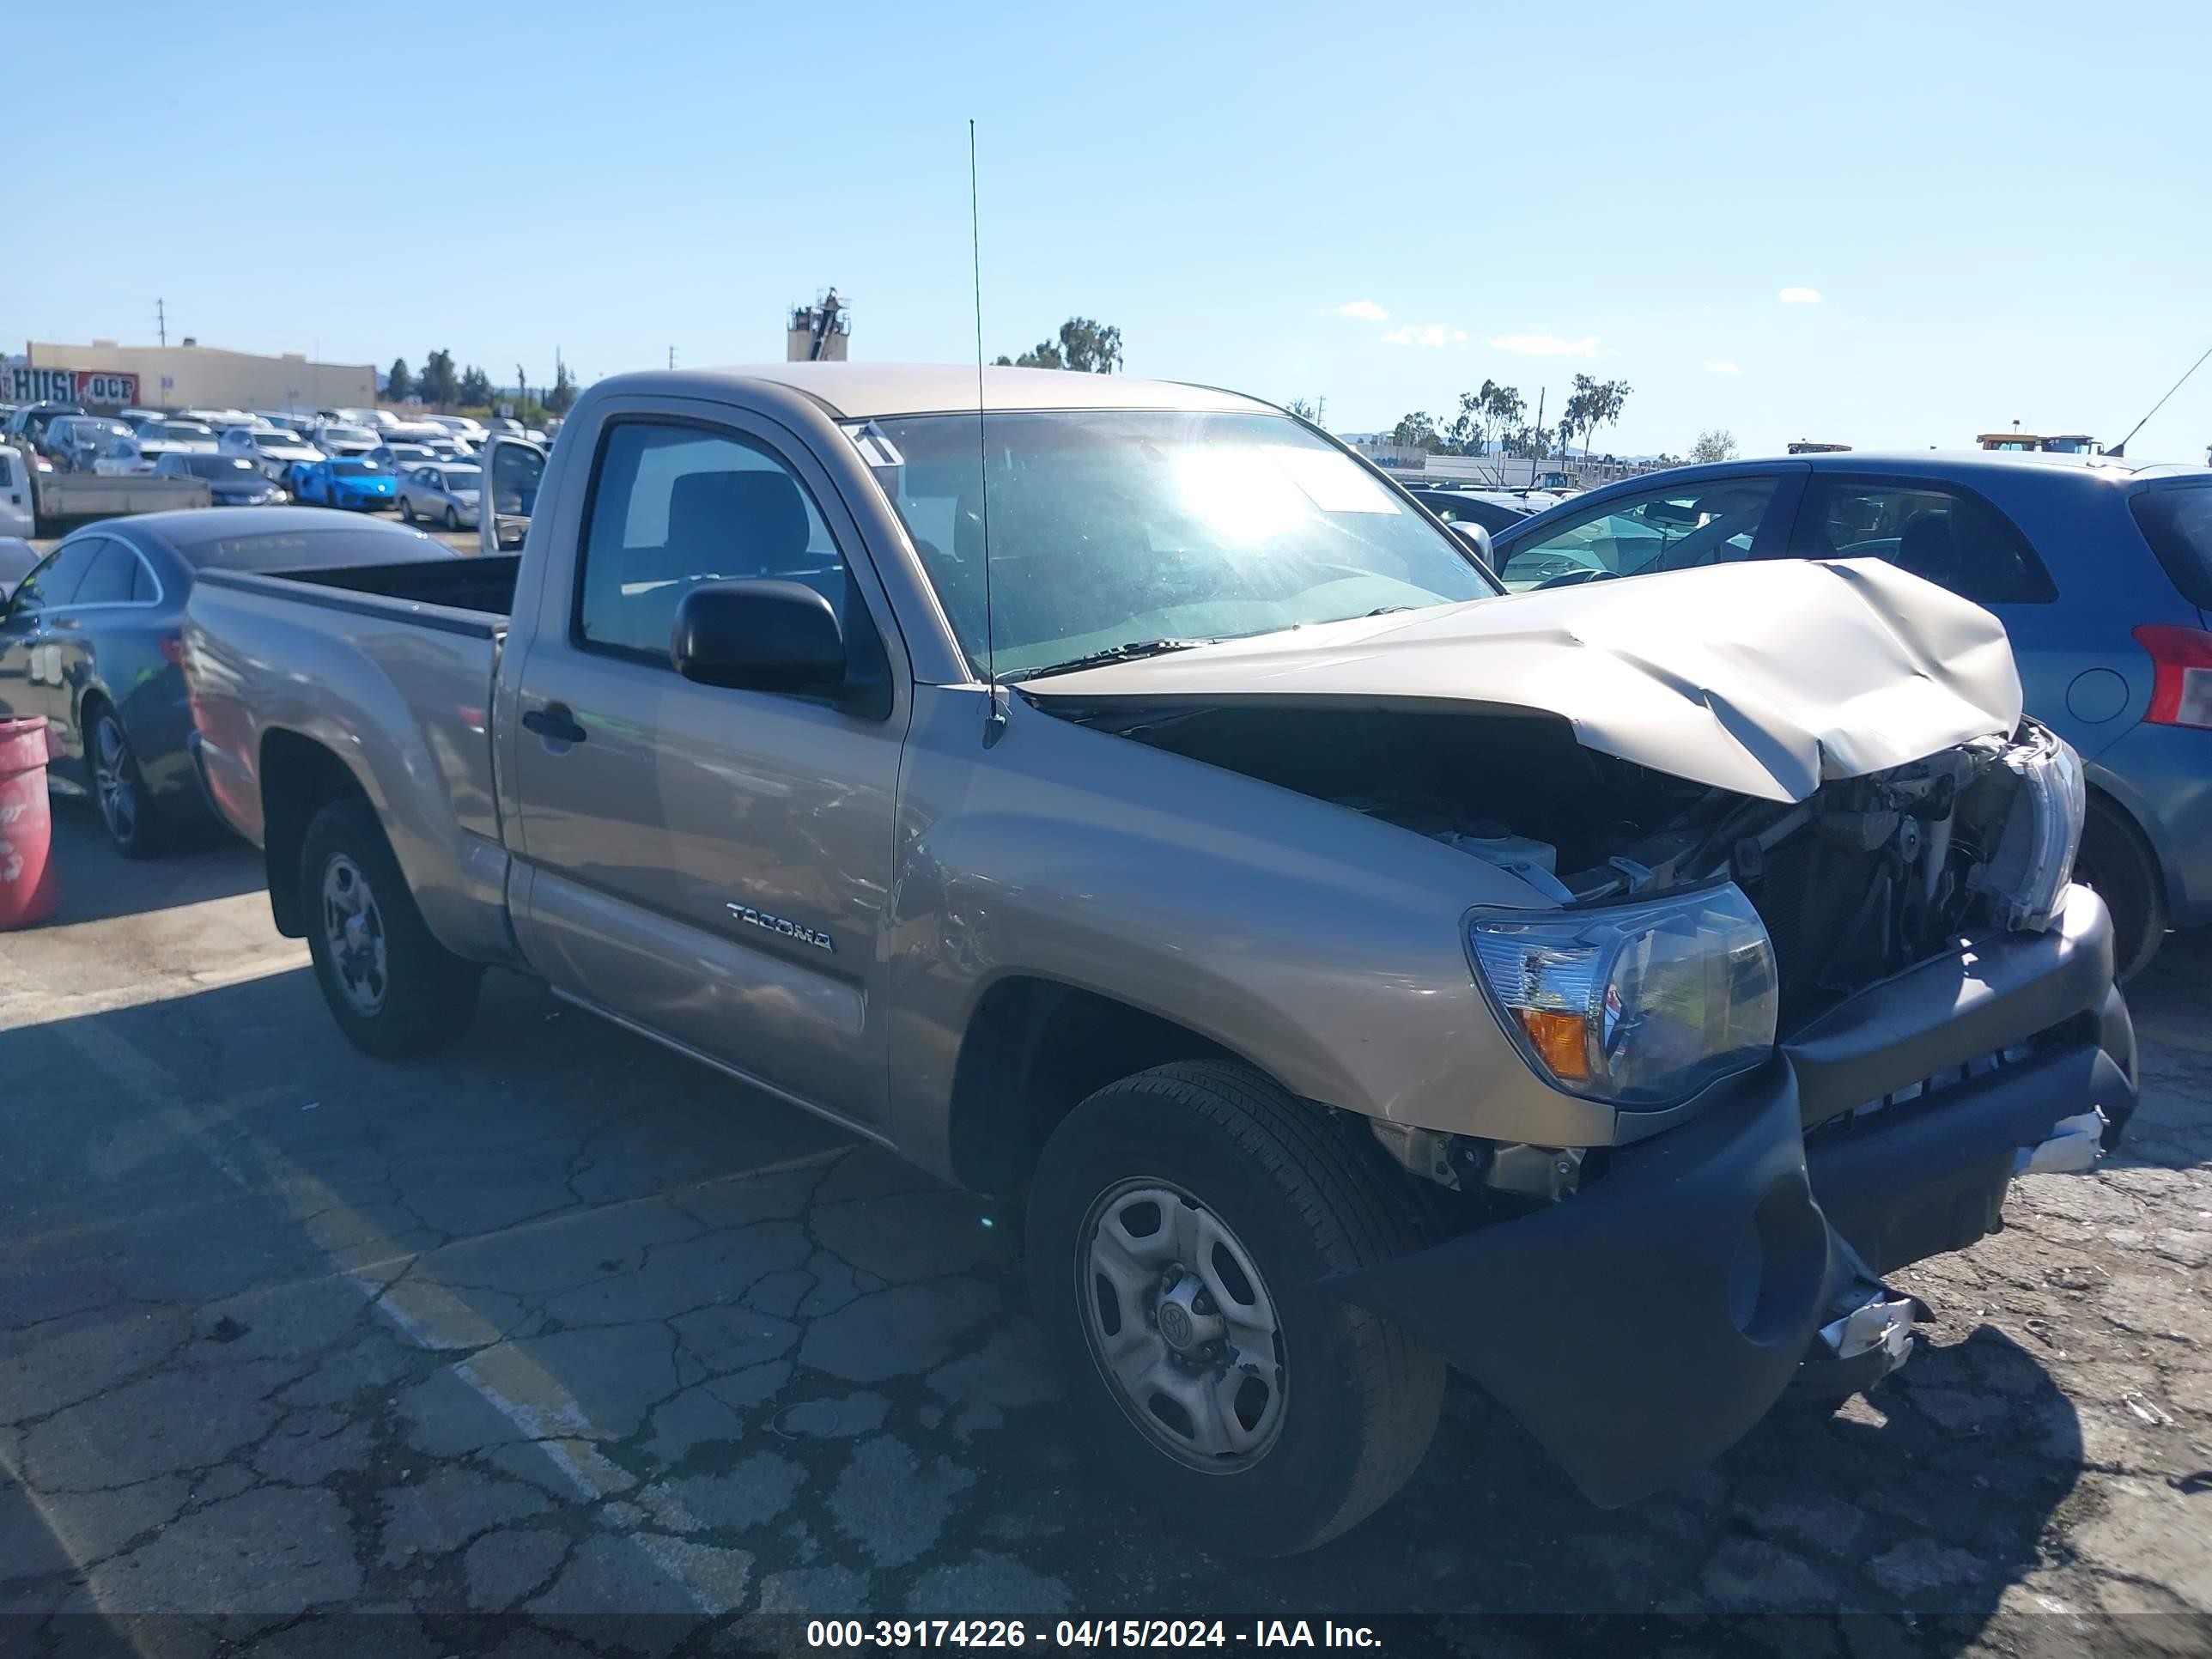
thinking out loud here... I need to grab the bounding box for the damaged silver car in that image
[183,371,2136,1556]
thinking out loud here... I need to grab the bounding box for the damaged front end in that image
[1334,718,2131,1505]
[1074,702,2130,1507]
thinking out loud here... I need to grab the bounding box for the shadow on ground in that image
[0,946,2129,1655]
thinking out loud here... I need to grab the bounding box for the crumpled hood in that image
[1022,559,2024,803]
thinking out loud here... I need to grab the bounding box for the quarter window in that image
[71,543,141,606]
[1497,475,1784,592]
[1791,478,2055,605]
[575,422,848,660]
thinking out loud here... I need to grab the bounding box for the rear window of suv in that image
[2130,484,2212,609]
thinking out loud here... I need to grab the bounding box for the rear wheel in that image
[1027,1061,1443,1556]
[88,705,163,859]
[300,795,482,1057]
[2076,796,2167,982]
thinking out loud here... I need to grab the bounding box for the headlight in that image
[1468,884,1778,1107]
[1975,726,2087,933]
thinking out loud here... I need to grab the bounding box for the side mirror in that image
[1448,520,1495,564]
[672,580,847,695]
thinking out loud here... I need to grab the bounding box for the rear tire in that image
[1026,1060,1443,1557]
[300,795,482,1057]
[2076,796,2167,982]
[86,703,165,860]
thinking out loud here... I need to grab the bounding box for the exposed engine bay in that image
[1062,702,2079,1036]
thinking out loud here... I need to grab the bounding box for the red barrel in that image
[0,717,58,929]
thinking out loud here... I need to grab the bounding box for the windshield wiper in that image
[1003,639,1211,682]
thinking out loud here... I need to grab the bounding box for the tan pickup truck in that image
[181,365,2135,1555]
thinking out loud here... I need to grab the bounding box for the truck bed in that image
[184,552,524,969]
[246,552,521,622]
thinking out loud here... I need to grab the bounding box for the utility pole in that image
[155,298,167,348]
[667,345,676,371]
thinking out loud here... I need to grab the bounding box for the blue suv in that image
[1487,452,2212,977]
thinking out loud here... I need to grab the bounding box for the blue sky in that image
[12,2,2207,459]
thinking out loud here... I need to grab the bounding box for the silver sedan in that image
[395,462,483,530]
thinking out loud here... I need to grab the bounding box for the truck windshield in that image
[848,410,1497,679]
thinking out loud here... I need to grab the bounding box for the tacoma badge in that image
[726,902,835,953]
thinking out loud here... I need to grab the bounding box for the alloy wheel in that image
[92,716,137,848]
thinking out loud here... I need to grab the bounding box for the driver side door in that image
[1495,468,1803,592]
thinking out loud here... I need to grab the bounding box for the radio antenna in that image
[969,120,1006,743]
[2107,341,2212,459]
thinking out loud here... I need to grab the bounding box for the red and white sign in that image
[6,367,142,407]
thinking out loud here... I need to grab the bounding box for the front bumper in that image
[1328,884,2133,1509]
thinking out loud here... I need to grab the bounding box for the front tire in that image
[1027,1061,1443,1557]
[399,496,416,523]
[2077,796,2167,982]
[444,505,462,531]
[300,795,483,1057]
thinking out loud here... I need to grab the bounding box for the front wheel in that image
[1027,1061,1443,1557]
[399,496,416,523]
[300,795,483,1057]
[444,505,462,531]
[2077,797,2167,982]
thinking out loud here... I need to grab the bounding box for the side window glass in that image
[1797,481,2053,605]
[27,538,106,607]
[1498,477,1779,592]
[131,556,161,603]
[0,454,13,486]
[576,422,848,661]
[72,543,139,605]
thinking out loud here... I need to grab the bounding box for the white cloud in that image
[1491,332,1600,357]
[1704,360,1743,375]
[1778,287,1822,304]
[1336,300,1389,321]
[1381,323,1455,347]
[1453,330,1468,343]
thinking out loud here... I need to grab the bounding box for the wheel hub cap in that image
[320,854,388,1016]
[1078,1182,1287,1470]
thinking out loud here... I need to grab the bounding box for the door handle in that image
[521,702,587,744]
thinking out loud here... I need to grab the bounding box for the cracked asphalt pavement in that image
[3,805,2209,1655]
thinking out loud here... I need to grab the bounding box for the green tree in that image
[1480,381,1524,454]
[545,361,579,416]
[418,349,459,407]
[1562,373,1632,459]
[1284,396,1325,424]
[1503,422,1552,460]
[1691,428,1738,463]
[457,365,495,407]
[1055,317,1122,374]
[386,358,413,402]
[995,316,1124,373]
[1390,411,1441,451]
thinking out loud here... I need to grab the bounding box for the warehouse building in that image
[22,339,375,415]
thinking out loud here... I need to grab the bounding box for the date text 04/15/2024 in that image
[804,1620,1382,1650]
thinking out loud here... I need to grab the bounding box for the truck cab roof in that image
[591,362,1275,421]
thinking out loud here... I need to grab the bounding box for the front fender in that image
[880,684,1638,1172]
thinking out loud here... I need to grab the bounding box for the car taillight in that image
[2134,624,2212,729]
[160,634,186,667]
